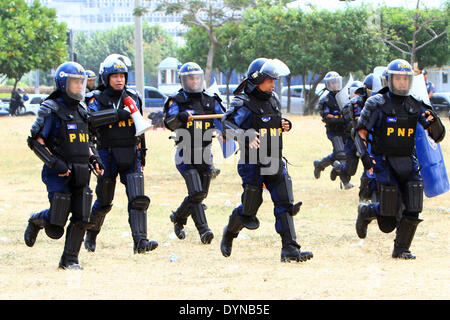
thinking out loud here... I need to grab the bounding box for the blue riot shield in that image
[415,123,449,197]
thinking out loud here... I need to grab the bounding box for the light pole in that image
[134,0,145,104]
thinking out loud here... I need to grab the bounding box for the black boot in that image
[278,212,313,262]
[355,203,377,239]
[129,210,158,254]
[170,197,192,240]
[59,222,86,270]
[330,160,343,181]
[313,156,332,179]
[220,209,244,257]
[24,212,46,247]
[392,216,423,259]
[84,206,111,252]
[191,202,213,244]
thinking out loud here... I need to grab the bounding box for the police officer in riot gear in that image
[85,70,97,92]
[24,61,104,270]
[330,80,368,189]
[313,71,348,181]
[163,62,225,244]
[86,54,158,254]
[355,59,445,259]
[220,58,313,263]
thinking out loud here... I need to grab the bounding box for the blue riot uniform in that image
[164,89,224,244]
[220,86,312,262]
[313,91,348,180]
[355,84,445,259]
[25,91,99,269]
[86,85,158,254]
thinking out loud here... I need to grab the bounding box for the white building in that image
[25,0,189,44]
[427,66,450,93]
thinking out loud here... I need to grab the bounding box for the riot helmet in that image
[178,62,205,93]
[324,71,342,92]
[348,81,365,97]
[386,59,414,96]
[234,58,290,94]
[99,54,131,87]
[55,61,87,102]
[363,73,374,96]
[85,70,97,90]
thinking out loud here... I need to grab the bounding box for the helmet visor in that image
[388,73,413,96]
[66,74,87,101]
[325,77,342,91]
[180,71,205,93]
[258,59,291,79]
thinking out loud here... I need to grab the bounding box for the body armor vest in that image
[240,94,283,163]
[372,94,420,156]
[174,92,217,150]
[94,90,139,149]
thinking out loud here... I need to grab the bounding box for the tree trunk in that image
[286,75,291,114]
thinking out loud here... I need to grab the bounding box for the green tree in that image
[377,0,449,68]
[74,22,177,85]
[239,4,389,113]
[178,22,249,105]
[0,0,67,92]
[156,0,257,87]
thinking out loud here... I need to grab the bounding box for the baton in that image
[187,114,224,121]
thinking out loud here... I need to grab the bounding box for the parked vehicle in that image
[430,92,450,113]
[20,94,47,115]
[128,85,167,109]
[280,84,326,114]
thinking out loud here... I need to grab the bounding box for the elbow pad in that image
[27,136,57,168]
[89,109,119,128]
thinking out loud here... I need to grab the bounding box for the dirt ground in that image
[0,114,448,300]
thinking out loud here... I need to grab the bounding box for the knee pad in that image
[331,136,346,161]
[126,173,150,211]
[346,157,359,176]
[376,215,398,233]
[378,184,398,217]
[183,169,206,203]
[71,187,93,224]
[241,184,262,229]
[405,180,424,213]
[273,174,301,215]
[49,192,71,227]
[96,176,116,206]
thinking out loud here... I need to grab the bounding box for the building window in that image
[443,73,448,84]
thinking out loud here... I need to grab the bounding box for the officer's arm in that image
[221,98,251,141]
[420,105,445,143]
[88,99,129,128]
[27,106,69,174]
[163,99,190,131]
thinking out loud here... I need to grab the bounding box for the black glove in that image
[89,154,104,171]
[53,159,69,174]
[118,108,130,120]
[361,153,374,171]
[177,111,190,123]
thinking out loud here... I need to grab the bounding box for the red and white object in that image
[123,95,152,136]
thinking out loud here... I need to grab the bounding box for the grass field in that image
[0,114,449,300]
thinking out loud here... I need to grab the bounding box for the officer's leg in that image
[220,208,244,257]
[267,170,312,262]
[392,178,424,259]
[125,171,158,253]
[84,176,116,252]
[25,192,71,246]
[59,187,93,270]
[180,169,213,244]
[313,154,333,179]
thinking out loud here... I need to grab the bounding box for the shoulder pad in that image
[203,91,222,102]
[272,92,280,101]
[234,93,250,102]
[41,99,60,112]
[230,96,246,109]
[125,87,138,96]
[172,91,188,104]
[366,93,385,107]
